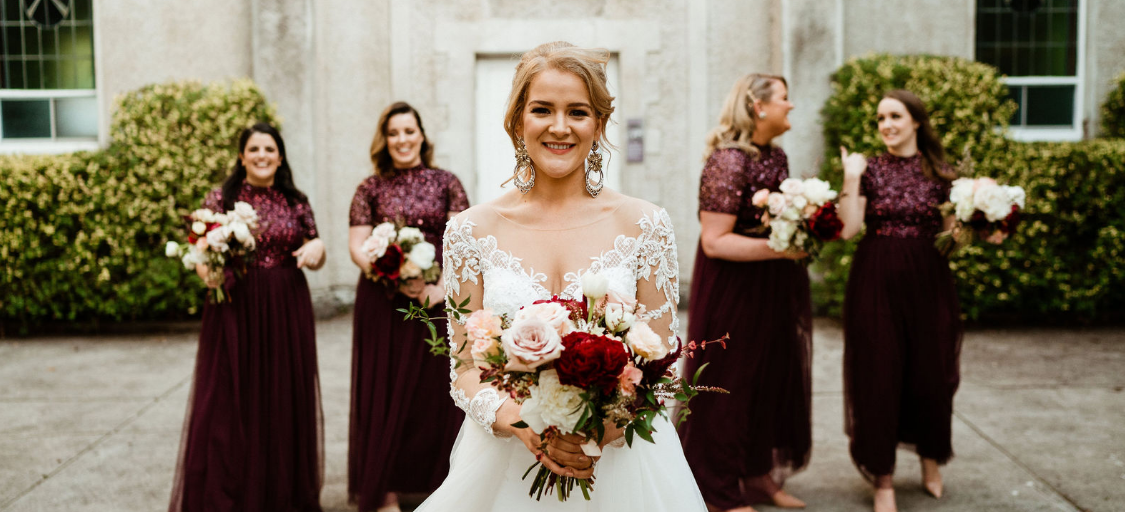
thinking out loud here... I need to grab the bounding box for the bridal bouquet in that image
[361,222,439,287]
[165,202,259,303]
[935,177,1025,256]
[750,177,842,258]
[401,272,725,502]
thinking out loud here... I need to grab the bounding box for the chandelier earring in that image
[585,140,604,198]
[512,136,535,194]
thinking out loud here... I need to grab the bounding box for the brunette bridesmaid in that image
[170,122,325,512]
[678,74,812,512]
[346,102,468,512]
[838,89,963,512]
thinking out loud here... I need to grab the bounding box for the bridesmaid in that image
[347,102,468,512]
[678,73,812,512]
[838,89,962,512]
[170,122,325,512]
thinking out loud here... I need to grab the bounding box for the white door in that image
[474,55,621,204]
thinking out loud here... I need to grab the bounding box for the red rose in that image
[999,205,1021,234]
[555,332,628,394]
[373,244,404,280]
[533,295,587,323]
[808,202,843,241]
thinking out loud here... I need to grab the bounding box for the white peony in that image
[1003,185,1026,209]
[181,246,206,269]
[580,271,608,300]
[165,241,180,258]
[229,221,253,244]
[791,195,808,210]
[408,241,436,270]
[779,178,805,197]
[372,222,397,243]
[974,183,1015,222]
[949,178,977,221]
[767,219,796,252]
[362,233,390,260]
[625,321,669,360]
[206,226,231,252]
[520,370,586,434]
[191,221,207,236]
[397,226,424,244]
[802,178,838,205]
[604,302,636,333]
[501,317,564,372]
[192,209,216,224]
[231,201,258,227]
[781,205,801,221]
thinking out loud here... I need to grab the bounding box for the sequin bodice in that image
[698,146,788,237]
[349,165,469,262]
[203,183,319,269]
[861,153,950,239]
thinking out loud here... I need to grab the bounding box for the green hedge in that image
[1102,71,1125,138]
[0,79,278,331]
[814,54,1125,323]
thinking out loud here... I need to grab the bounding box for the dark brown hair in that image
[883,89,954,182]
[370,101,434,179]
[221,122,307,210]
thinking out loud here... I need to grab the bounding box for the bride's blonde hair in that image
[704,73,786,161]
[503,41,616,152]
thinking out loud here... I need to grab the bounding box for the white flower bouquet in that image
[936,177,1025,255]
[361,222,440,287]
[165,201,259,303]
[750,177,843,259]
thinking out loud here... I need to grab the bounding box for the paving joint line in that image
[0,375,192,511]
[953,410,1085,512]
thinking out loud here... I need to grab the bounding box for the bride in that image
[415,42,707,511]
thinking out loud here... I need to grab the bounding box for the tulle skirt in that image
[348,276,463,511]
[678,243,813,508]
[415,415,706,511]
[843,236,963,479]
[169,266,323,512]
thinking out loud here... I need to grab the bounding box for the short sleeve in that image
[698,148,750,215]
[349,178,375,226]
[201,188,223,212]
[446,173,470,213]
[296,200,319,239]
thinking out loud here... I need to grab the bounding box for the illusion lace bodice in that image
[441,205,681,437]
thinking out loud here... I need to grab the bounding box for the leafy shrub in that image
[1101,71,1125,138]
[1,79,278,332]
[815,54,1125,323]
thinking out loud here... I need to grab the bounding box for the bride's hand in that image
[544,433,597,479]
[497,406,595,479]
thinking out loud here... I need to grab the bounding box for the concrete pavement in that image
[1,314,1122,511]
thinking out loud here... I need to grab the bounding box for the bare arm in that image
[839,147,868,240]
[348,225,372,270]
[699,211,806,261]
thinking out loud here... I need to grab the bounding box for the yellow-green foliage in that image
[1102,71,1125,138]
[815,54,1125,323]
[1,79,278,330]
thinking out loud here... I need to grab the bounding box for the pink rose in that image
[514,302,575,337]
[751,188,770,208]
[501,317,564,372]
[767,192,788,216]
[617,362,643,396]
[465,309,503,359]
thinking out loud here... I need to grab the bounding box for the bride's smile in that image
[519,68,602,183]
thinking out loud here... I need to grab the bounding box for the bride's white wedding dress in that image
[416,201,706,511]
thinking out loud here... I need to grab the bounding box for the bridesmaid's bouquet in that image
[750,177,842,258]
[361,222,440,287]
[165,202,259,303]
[402,272,726,502]
[936,177,1025,256]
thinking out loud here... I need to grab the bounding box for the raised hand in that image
[841,146,868,179]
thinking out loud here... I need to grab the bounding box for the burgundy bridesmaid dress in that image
[678,146,813,509]
[347,165,468,512]
[170,182,324,512]
[843,153,963,480]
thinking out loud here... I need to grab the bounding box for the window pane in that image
[25,58,39,88]
[57,57,74,88]
[977,0,1078,77]
[22,26,38,54]
[3,0,19,22]
[4,59,22,88]
[6,26,21,56]
[74,57,92,89]
[42,58,57,88]
[1008,85,1024,126]
[74,26,92,56]
[74,0,92,22]
[2,99,51,138]
[41,26,56,54]
[56,96,96,138]
[1025,85,1074,125]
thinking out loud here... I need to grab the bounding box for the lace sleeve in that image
[633,209,681,350]
[442,217,511,438]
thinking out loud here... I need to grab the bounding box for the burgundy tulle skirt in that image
[843,236,963,480]
[678,243,813,509]
[347,276,463,512]
[169,266,324,512]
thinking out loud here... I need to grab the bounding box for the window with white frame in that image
[1,0,96,147]
[975,0,1085,141]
